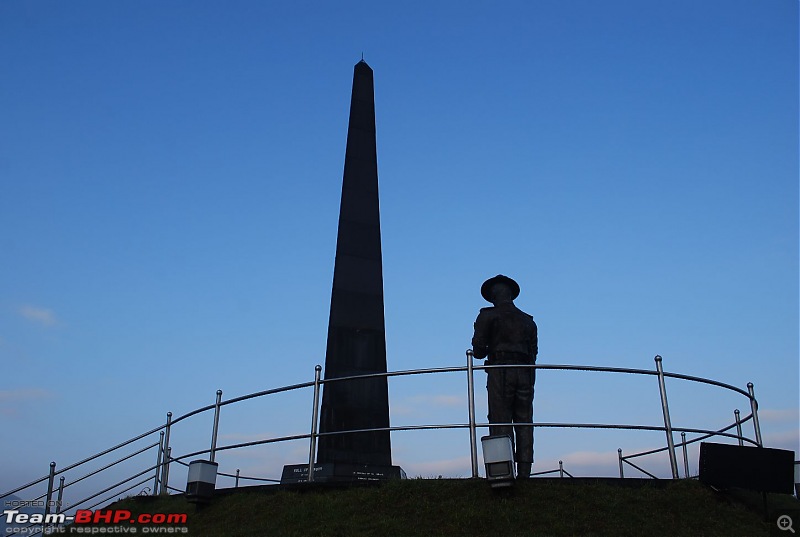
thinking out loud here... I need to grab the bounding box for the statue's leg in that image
[487,368,514,448]
[512,368,534,466]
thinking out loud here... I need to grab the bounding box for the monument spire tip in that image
[355,56,371,70]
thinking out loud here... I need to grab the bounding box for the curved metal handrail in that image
[1,353,765,528]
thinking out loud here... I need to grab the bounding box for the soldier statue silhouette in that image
[471,275,538,478]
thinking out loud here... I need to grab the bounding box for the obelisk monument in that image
[317,59,393,470]
[280,60,402,483]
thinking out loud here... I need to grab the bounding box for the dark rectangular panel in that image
[699,442,795,494]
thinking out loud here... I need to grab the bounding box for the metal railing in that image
[1,353,768,534]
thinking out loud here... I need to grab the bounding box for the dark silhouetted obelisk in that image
[316,60,393,470]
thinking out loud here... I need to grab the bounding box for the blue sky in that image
[1,0,797,501]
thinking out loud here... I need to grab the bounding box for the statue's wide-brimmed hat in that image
[481,274,520,302]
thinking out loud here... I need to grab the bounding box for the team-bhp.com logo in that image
[3,508,188,534]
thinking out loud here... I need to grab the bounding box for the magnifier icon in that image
[778,515,795,533]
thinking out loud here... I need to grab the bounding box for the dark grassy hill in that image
[98,478,797,536]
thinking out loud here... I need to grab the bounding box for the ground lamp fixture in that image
[185,460,218,504]
[481,435,515,487]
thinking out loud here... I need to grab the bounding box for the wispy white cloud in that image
[211,442,308,482]
[219,432,279,442]
[397,447,678,479]
[759,408,800,423]
[18,305,59,327]
[763,429,800,452]
[401,456,473,478]
[534,447,675,478]
[392,393,465,417]
[410,395,464,407]
[0,388,55,418]
[0,388,53,402]
[534,449,622,477]
[554,449,620,467]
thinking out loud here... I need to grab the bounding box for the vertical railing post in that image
[559,460,564,478]
[618,449,624,478]
[655,355,679,478]
[307,365,322,483]
[56,476,65,514]
[161,412,172,494]
[747,383,763,447]
[164,448,172,493]
[210,390,223,463]
[681,432,689,478]
[153,431,164,496]
[466,349,479,478]
[734,409,744,446]
[44,462,56,517]
[235,469,240,488]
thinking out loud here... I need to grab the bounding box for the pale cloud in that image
[219,432,279,443]
[211,442,307,482]
[0,388,53,402]
[18,305,59,327]
[763,429,800,452]
[392,394,465,417]
[410,394,464,407]
[554,449,619,467]
[398,448,676,479]
[535,447,675,478]
[759,408,800,423]
[0,388,55,418]
[391,404,415,417]
[402,456,473,478]
[537,449,622,477]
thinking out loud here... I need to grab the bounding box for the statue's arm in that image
[472,311,490,359]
